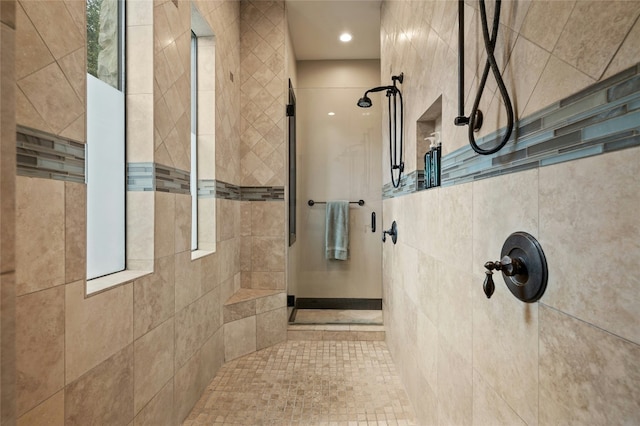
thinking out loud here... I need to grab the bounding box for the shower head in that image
[357,95,373,108]
[356,74,403,108]
[356,87,392,108]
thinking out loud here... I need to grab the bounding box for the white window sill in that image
[191,249,215,261]
[87,269,152,296]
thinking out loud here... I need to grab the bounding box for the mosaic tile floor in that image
[183,340,416,425]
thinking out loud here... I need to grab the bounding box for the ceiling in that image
[285,0,382,61]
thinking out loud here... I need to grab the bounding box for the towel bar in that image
[308,199,365,206]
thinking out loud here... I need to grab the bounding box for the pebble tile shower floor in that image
[183,340,416,425]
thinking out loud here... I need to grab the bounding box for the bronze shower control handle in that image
[483,256,524,298]
[483,269,496,299]
[382,221,398,244]
[482,232,548,303]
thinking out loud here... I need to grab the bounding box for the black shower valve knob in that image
[382,221,398,244]
[483,256,522,298]
[483,232,548,303]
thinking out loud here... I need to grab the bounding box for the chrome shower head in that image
[357,95,373,108]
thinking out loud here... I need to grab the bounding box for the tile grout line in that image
[538,302,640,348]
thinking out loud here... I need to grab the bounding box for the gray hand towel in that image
[325,201,349,260]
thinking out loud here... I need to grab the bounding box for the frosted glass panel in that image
[87,74,125,279]
[191,31,198,251]
[191,132,198,250]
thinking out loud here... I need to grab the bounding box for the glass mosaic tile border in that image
[383,63,640,198]
[215,180,240,200]
[382,170,424,199]
[215,181,284,201]
[127,162,154,191]
[16,126,85,183]
[126,162,190,195]
[241,186,285,201]
[126,164,284,200]
[16,131,284,202]
[198,179,216,198]
[155,164,190,194]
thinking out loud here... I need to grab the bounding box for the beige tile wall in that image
[154,0,191,171]
[239,0,286,187]
[11,0,246,424]
[237,0,287,294]
[15,0,85,142]
[381,1,640,425]
[127,0,154,164]
[240,200,286,290]
[1,3,17,423]
[193,0,241,186]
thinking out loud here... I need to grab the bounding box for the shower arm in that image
[364,85,398,97]
[364,72,403,98]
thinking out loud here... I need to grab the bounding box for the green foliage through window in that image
[87,0,103,78]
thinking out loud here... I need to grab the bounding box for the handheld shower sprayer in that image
[357,73,405,188]
[455,0,514,156]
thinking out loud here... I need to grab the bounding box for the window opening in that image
[191,30,198,251]
[86,0,126,279]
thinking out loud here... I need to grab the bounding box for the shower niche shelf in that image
[417,96,442,190]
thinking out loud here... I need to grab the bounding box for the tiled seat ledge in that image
[223,289,285,323]
[287,324,385,341]
[223,289,288,361]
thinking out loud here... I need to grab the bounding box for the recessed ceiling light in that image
[339,33,352,43]
[328,112,335,116]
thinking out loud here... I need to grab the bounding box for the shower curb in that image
[287,324,385,341]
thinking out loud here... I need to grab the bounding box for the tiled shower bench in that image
[222,289,287,361]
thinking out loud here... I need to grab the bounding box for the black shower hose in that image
[388,89,404,188]
[469,0,514,155]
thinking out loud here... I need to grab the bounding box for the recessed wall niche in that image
[416,95,442,170]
